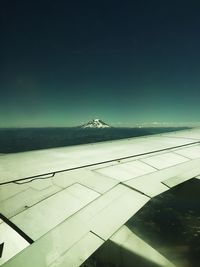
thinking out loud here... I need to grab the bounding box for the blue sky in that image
[1,0,200,127]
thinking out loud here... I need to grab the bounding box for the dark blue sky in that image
[1,0,200,127]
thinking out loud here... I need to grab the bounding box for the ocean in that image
[0,127,188,153]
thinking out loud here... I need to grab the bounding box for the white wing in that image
[1,127,200,266]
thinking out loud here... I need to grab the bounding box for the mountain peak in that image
[81,119,111,129]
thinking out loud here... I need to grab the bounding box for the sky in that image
[0,0,200,127]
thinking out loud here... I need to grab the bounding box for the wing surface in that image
[1,127,200,266]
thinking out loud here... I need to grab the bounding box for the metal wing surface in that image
[1,128,200,267]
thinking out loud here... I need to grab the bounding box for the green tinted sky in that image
[1,0,200,127]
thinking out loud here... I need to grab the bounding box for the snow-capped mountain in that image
[81,119,111,129]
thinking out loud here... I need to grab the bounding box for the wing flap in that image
[10,184,99,240]
[124,158,200,197]
[94,160,156,182]
[0,183,60,219]
[49,232,103,267]
[52,169,118,194]
[89,185,149,240]
[140,152,188,169]
[2,184,149,267]
[2,215,89,267]
[0,218,30,266]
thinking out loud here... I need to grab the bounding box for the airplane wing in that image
[0,127,200,267]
